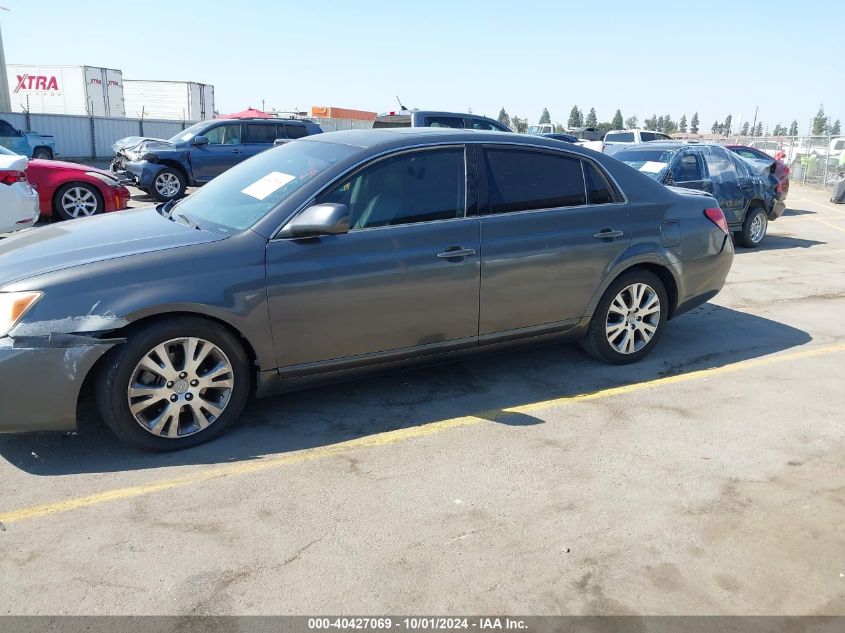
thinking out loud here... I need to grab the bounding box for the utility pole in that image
[750,106,758,140]
[0,6,12,113]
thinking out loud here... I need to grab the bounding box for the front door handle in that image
[437,246,476,258]
[593,228,624,239]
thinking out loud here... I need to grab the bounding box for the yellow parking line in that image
[812,217,845,233]
[3,341,845,526]
[790,196,845,217]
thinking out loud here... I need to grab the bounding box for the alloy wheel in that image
[61,187,99,217]
[154,172,181,198]
[749,213,767,243]
[127,337,235,438]
[605,283,661,354]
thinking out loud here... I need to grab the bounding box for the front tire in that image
[54,183,103,220]
[581,270,668,365]
[150,167,187,202]
[736,206,767,248]
[95,317,250,451]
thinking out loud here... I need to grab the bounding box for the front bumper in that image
[0,335,118,433]
[120,160,167,191]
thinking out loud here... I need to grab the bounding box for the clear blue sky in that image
[4,0,843,134]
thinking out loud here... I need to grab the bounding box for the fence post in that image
[139,106,145,137]
[823,135,831,189]
[88,98,96,159]
[24,96,31,131]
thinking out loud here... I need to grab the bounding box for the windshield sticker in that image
[241,172,296,200]
[639,161,667,173]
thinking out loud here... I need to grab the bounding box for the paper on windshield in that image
[241,172,296,200]
[639,161,666,173]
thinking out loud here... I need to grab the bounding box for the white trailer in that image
[6,64,125,117]
[122,80,215,121]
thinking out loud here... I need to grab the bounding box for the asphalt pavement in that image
[1,186,844,616]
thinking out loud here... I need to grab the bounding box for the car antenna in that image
[396,96,408,112]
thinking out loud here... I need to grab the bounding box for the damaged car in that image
[613,142,785,248]
[111,118,322,201]
[0,129,733,451]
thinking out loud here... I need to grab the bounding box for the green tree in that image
[644,114,658,131]
[611,109,624,130]
[772,124,783,136]
[624,115,638,129]
[656,116,665,132]
[741,122,750,135]
[497,107,511,129]
[567,105,582,128]
[690,112,700,135]
[812,104,827,135]
[723,114,733,135]
[554,123,564,133]
[788,120,799,136]
[539,108,551,124]
[831,119,841,136]
[711,121,720,135]
[755,122,763,137]
[663,114,676,134]
[511,115,528,134]
[585,107,598,127]
[679,114,687,133]
[597,121,614,133]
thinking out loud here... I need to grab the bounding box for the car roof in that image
[613,141,726,152]
[300,128,597,153]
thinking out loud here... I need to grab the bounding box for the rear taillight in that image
[0,170,27,186]
[704,207,729,235]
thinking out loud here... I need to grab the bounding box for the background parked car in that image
[0,118,56,160]
[111,118,323,201]
[603,129,673,154]
[372,110,511,132]
[613,142,785,247]
[28,158,130,220]
[0,146,39,234]
[541,132,579,143]
[727,144,790,200]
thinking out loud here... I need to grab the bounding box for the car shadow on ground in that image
[735,235,825,253]
[0,305,812,476]
[783,207,816,216]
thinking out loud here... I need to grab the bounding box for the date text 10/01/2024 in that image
[307,618,528,630]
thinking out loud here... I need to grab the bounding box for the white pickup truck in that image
[602,129,673,155]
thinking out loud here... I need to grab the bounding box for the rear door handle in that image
[437,246,476,258]
[593,229,624,239]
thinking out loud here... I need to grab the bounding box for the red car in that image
[726,145,790,200]
[27,159,131,220]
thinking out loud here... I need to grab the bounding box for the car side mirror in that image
[192,135,209,146]
[273,138,290,147]
[278,203,350,239]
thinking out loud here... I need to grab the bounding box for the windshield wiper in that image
[173,211,201,230]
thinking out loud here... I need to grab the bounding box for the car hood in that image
[28,158,111,174]
[0,207,226,288]
[112,136,176,153]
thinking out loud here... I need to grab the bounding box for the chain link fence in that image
[697,135,844,190]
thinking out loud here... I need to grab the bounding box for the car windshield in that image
[0,145,17,156]
[171,139,356,232]
[168,121,209,143]
[614,148,677,181]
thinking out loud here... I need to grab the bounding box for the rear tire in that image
[95,317,251,451]
[580,270,668,365]
[32,147,53,160]
[150,167,187,202]
[736,206,767,248]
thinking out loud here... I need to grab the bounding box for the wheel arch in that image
[52,180,105,217]
[32,145,54,159]
[155,160,190,183]
[79,310,261,409]
[586,258,680,321]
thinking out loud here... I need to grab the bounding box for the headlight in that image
[0,291,42,337]
[85,171,120,186]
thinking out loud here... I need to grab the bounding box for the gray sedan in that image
[0,129,734,451]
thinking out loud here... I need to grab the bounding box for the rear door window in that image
[670,151,706,183]
[703,146,738,184]
[639,132,657,142]
[484,148,586,213]
[244,123,278,144]
[424,116,465,129]
[284,124,308,139]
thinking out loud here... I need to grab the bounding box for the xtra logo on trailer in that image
[14,74,60,93]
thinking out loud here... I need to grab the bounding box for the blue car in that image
[111,118,323,201]
[0,118,56,159]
